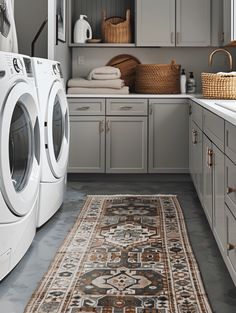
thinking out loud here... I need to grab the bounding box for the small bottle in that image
[180,69,186,94]
[187,72,196,94]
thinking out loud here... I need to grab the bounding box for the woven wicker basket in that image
[135,60,181,94]
[201,72,236,99]
[101,9,131,43]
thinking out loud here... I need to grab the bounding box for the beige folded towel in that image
[68,77,125,89]
[87,66,121,80]
[67,86,129,95]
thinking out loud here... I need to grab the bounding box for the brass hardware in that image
[227,243,236,251]
[192,129,197,144]
[189,104,192,115]
[106,120,110,132]
[208,48,233,71]
[207,148,213,167]
[120,106,133,110]
[149,104,153,115]
[226,187,236,194]
[99,120,104,133]
[176,32,180,44]
[76,106,90,111]
[170,32,174,44]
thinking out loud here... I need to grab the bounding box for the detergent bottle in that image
[73,15,92,43]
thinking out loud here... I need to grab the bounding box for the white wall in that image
[14,0,48,57]
[72,47,236,92]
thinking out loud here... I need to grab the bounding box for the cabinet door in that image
[176,0,211,46]
[106,117,147,173]
[136,0,175,46]
[213,144,225,254]
[202,134,213,227]
[149,99,189,173]
[68,116,105,173]
[190,120,203,203]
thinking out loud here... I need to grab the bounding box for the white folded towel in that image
[217,71,236,76]
[87,66,121,80]
[67,86,129,95]
[67,77,125,89]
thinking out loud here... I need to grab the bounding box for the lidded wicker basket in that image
[101,9,132,43]
[201,72,236,99]
[135,60,181,94]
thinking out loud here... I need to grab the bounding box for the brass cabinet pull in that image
[207,148,213,167]
[76,106,90,111]
[192,129,197,144]
[227,243,236,251]
[170,32,174,44]
[120,106,133,110]
[99,120,104,133]
[226,187,236,194]
[106,120,110,132]
[189,104,192,115]
[176,32,180,44]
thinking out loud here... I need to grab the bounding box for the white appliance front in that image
[0,52,41,280]
[32,58,69,228]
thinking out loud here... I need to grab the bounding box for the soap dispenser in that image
[74,15,92,43]
[180,69,186,94]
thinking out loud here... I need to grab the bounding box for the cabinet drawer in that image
[189,100,203,129]
[225,205,236,275]
[106,99,148,115]
[225,121,236,164]
[68,98,105,115]
[203,108,224,151]
[225,156,236,218]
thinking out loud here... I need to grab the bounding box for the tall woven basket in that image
[135,60,181,94]
[201,72,236,99]
[101,9,132,43]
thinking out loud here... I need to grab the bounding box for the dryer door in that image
[0,82,41,216]
[46,81,69,179]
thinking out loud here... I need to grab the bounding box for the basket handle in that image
[126,9,131,21]
[102,9,106,21]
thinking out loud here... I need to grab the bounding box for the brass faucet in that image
[208,48,233,71]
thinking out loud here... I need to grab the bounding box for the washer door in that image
[0,82,41,216]
[46,81,69,179]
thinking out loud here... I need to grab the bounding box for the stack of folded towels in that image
[67,66,129,94]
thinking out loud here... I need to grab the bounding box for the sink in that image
[214,101,236,112]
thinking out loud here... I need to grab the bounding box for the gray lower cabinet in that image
[189,120,203,204]
[68,116,105,173]
[149,99,189,173]
[106,116,147,173]
[225,205,236,285]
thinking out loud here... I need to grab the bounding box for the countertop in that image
[66,93,236,126]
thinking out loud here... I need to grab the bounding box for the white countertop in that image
[66,93,236,126]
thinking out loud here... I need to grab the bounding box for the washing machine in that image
[0,52,41,281]
[32,58,69,228]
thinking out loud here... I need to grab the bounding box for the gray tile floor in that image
[0,174,236,313]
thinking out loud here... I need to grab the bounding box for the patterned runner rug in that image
[25,195,212,313]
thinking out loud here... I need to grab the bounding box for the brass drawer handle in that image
[76,106,90,110]
[120,106,133,110]
[227,243,236,251]
[192,129,197,144]
[99,120,104,133]
[226,187,236,194]
[207,148,213,167]
[106,120,111,132]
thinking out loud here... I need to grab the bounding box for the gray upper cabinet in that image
[149,99,189,173]
[137,0,211,47]
[176,0,211,46]
[106,116,147,173]
[136,0,175,46]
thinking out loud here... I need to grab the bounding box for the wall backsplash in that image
[72,47,236,93]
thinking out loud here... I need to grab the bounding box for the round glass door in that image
[52,95,64,161]
[9,101,33,192]
[46,81,69,179]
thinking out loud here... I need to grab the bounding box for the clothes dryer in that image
[32,58,69,228]
[0,52,41,280]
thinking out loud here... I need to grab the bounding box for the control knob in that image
[13,58,23,73]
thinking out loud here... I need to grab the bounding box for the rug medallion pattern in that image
[25,195,212,313]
